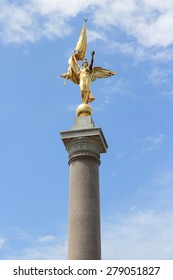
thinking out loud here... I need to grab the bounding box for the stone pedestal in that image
[60,116,108,260]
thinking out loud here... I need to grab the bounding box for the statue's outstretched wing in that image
[91,67,117,82]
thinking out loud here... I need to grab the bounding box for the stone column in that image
[60,116,108,260]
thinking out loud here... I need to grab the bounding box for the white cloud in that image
[143,134,166,152]
[0,1,74,43]
[150,48,173,62]
[0,3,36,43]
[108,42,173,62]
[31,0,98,16]
[161,90,173,99]
[87,29,106,43]
[115,152,126,160]
[12,241,67,260]
[0,237,5,248]
[155,170,173,203]
[0,0,105,44]
[148,68,171,86]
[64,104,79,113]
[7,234,67,260]
[145,134,166,145]
[94,0,173,61]
[94,0,173,48]
[0,0,173,59]
[102,210,173,259]
[99,78,136,106]
[17,240,67,259]
[148,67,173,99]
[91,78,136,112]
[135,134,166,153]
[1,228,67,259]
[37,235,55,243]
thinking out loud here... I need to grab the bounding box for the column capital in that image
[60,121,108,164]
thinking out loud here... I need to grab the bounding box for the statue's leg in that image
[81,90,86,103]
[83,90,90,104]
[88,90,95,102]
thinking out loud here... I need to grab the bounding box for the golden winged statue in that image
[60,20,117,105]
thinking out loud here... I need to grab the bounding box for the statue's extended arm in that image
[89,51,95,71]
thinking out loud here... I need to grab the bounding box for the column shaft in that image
[68,156,101,259]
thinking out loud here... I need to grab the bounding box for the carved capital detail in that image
[60,125,108,165]
[66,136,101,164]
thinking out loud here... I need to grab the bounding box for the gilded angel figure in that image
[60,20,117,104]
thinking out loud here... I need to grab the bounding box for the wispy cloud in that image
[102,168,173,259]
[37,235,56,243]
[0,227,67,260]
[63,104,78,113]
[155,170,173,207]
[10,240,67,260]
[148,67,173,100]
[102,210,173,259]
[0,237,5,248]
[6,233,67,260]
[87,29,106,43]
[98,78,134,107]
[148,67,171,86]
[161,90,173,100]
[145,134,166,146]
[105,38,173,63]
[135,134,166,153]
[115,152,126,160]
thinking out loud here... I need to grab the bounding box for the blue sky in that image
[0,0,173,260]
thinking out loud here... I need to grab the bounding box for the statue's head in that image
[82,58,88,67]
